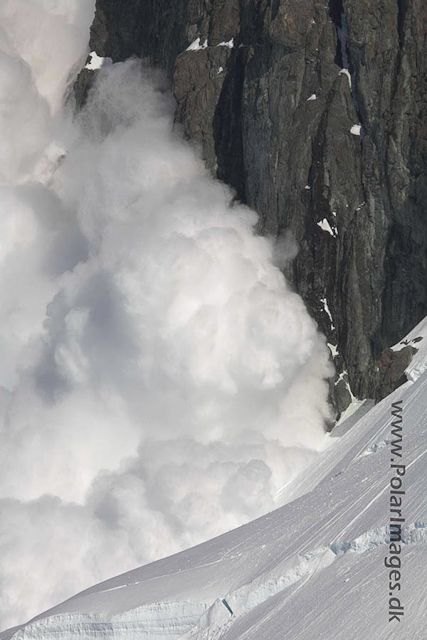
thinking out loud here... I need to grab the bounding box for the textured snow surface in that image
[3,366,427,639]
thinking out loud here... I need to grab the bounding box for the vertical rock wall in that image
[79,0,427,407]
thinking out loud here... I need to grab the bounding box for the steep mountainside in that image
[76,0,427,409]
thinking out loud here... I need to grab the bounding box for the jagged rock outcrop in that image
[376,345,417,401]
[76,0,427,408]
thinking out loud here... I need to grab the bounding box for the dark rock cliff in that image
[77,0,427,410]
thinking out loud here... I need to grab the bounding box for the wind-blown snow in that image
[0,5,332,629]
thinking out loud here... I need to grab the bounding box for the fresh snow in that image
[307,94,317,101]
[4,338,427,639]
[350,124,362,136]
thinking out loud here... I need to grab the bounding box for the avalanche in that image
[0,0,335,627]
[2,323,427,639]
[1,2,427,638]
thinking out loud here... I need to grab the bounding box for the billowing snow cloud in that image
[0,5,332,630]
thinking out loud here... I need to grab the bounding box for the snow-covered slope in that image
[3,351,427,639]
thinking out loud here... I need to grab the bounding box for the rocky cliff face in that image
[78,0,427,410]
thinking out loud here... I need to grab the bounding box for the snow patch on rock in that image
[217,38,234,49]
[186,38,208,51]
[320,297,335,330]
[317,218,338,237]
[339,68,352,89]
[85,52,112,71]
[327,343,339,358]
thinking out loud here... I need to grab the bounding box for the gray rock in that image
[334,378,353,417]
[376,345,417,401]
[76,0,427,412]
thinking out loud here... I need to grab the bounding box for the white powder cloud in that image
[0,0,95,112]
[0,8,332,630]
